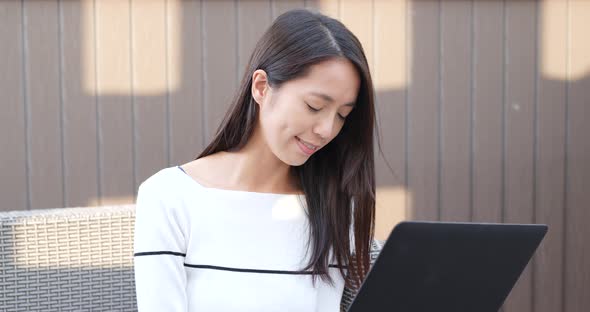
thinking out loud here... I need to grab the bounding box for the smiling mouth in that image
[296,136,319,154]
[296,137,318,150]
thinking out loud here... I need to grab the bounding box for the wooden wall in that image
[0,1,588,311]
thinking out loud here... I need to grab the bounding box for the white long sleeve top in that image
[133,166,347,312]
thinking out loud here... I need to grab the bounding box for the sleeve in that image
[133,179,188,312]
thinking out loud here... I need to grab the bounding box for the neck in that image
[221,127,299,194]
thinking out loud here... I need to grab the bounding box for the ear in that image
[251,69,270,107]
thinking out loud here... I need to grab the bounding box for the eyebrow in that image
[309,92,356,107]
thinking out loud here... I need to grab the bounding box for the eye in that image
[305,102,320,112]
[306,101,347,121]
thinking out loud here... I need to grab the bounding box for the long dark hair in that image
[197,8,378,289]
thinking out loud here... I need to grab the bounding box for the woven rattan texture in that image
[340,239,384,312]
[0,205,137,312]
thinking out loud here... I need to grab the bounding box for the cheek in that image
[275,105,307,135]
[262,109,293,145]
[284,118,310,140]
[262,99,310,144]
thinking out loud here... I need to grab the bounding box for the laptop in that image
[347,221,548,312]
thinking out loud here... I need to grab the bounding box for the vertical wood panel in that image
[503,1,537,311]
[169,0,204,165]
[237,1,272,82]
[202,0,238,142]
[272,0,304,20]
[340,0,374,74]
[308,0,339,19]
[96,0,134,205]
[303,0,320,11]
[535,1,567,311]
[24,0,64,209]
[472,0,503,225]
[0,1,27,211]
[407,0,439,221]
[565,1,590,311]
[132,0,168,187]
[440,0,472,222]
[373,0,408,240]
[60,0,99,207]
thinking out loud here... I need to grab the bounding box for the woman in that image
[133,8,384,312]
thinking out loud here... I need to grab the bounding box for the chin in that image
[269,139,312,166]
[290,160,307,167]
[275,151,309,167]
[281,156,307,167]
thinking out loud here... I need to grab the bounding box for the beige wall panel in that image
[565,2,590,311]
[303,0,320,12]
[202,0,238,142]
[237,1,272,82]
[407,0,439,221]
[340,0,374,73]
[472,0,503,224]
[439,0,472,222]
[534,1,567,311]
[132,0,169,188]
[24,0,64,210]
[0,1,27,211]
[313,0,339,19]
[272,0,305,20]
[373,0,409,241]
[168,0,205,165]
[95,0,134,205]
[0,1,29,210]
[60,0,99,208]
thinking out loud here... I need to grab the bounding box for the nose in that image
[313,113,337,142]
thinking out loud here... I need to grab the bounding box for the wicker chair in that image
[0,206,382,312]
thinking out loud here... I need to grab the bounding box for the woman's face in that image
[252,57,360,166]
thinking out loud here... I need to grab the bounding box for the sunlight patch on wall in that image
[373,0,410,90]
[83,0,180,95]
[375,186,412,241]
[542,0,590,80]
[87,196,135,207]
[320,0,410,90]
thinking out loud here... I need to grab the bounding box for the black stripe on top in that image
[133,251,347,275]
[134,251,187,257]
[183,263,346,275]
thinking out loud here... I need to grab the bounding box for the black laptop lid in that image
[348,221,548,312]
